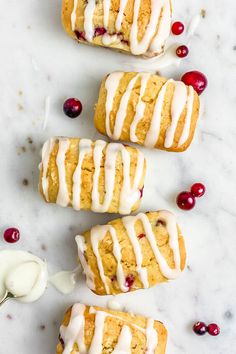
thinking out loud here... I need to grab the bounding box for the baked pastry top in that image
[94,72,200,152]
[62,0,172,57]
[76,210,186,295]
[39,137,146,214]
[57,303,168,353]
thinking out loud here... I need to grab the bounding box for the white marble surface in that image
[0,0,236,353]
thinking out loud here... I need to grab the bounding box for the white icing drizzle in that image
[62,305,160,353]
[113,325,132,353]
[178,86,194,147]
[75,235,95,290]
[74,0,171,55]
[84,0,96,41]
[144,80,170,148]
[76,211,181,294]
[145,319,158,354]
[105,72,124,137]
[104,73,195,149]
[60,304,86,354]
[41,138,144,214]
[72,139,92,210]
[112,74,139,140]
[71,0,78,31]
[130,73,150,142]
[40,137,55,202]
[164,81,187,148]
[56,139,70,207]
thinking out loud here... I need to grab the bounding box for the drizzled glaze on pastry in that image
[70,0,171,55]
[76,211,181,295]
[60,304,159,354]
[104,72,195,149]
[40,138,145,214]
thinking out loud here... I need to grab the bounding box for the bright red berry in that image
[191,183,206,198]
[171,21,185,35]
[3,228,20,243]
[125,275,135,289]
[94,27,107,36]
[181,71,208,95]
[176,191,196,210]
[176,45,189,58]
[207,323,220,336]
[193,322,208,336]
[63,98,82,118]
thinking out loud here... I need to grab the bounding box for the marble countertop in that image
[0,0,236,353]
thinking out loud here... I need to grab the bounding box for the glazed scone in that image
[76,210,186,295]
[94,72,200,152]
[57,303,167,353]
[39,137,146,214]
[62,0,172,57]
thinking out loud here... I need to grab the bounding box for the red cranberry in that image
[139,186,144,198]
[207,323,220,336]
[63,98,82,118]
[137,233,145,239]
[191,183,206,198]
[125,275,135,289]
[94,27,107,36]
[176,45,189,58]
[176,191,196,210]
[3,228,20,243]
[193,322,207,336]
[181,71,208,95]
[75,31,86,41]
[171,21,185,35]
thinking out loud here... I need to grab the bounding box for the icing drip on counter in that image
[70,0,171,55]
[60,304,158,354]
[104,73,194,149]
[41,138,145,214]
[49,267,81,295]
[0,250,48,303]
[76,211,181,294]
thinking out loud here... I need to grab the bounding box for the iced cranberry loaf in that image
[62,0,172,57]
[39,137,146,214]
[76,210,186,295]
[57,303,167,353]
[94,72,200,152]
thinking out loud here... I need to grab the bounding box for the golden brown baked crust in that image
[57,303,168,353]
[76,211,186,295]
[39,137,146,214]
[94,72,200,152]
[61,0,172,57]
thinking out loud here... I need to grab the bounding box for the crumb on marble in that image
[187,265,192,272]
[233,45,236,51]
[22,178,29,186]
[18,104,24,111]
[39,324,46,330]
[6,314,13,320]
[27,137,33,144]
[201,9,206,18]
[224,310,233,319]
[41,244,47,251]
[18,90,23,96]
[217,34,220,40]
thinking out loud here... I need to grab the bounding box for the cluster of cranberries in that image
[3,228,20,243]
[193,321,220,336]
[176,183,205,210]
[171,21,189,59]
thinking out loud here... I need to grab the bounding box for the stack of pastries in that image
[38,1,202,352]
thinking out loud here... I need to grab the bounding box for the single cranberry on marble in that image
[176,191,196,210]
[181,71,208,95]
[3,228,20,243]
[176,45,189,58]
[193,321,208,336]
[191,183,206,198]
[63,98,83,118]
[207,323,220,336]
[171,21,185,35]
